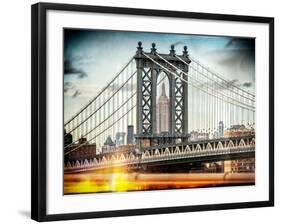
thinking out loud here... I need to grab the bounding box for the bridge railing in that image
[64,136,255,172]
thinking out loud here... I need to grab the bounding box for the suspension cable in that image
[176,55,255,102]
[65,71,137,136]
[145,53,254,111]
[156,53,255,109]
[64,75,167,154]
[189,56,255,97]
[64,57,134,125]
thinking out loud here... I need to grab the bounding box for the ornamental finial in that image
[151,43,157,54]
[136,41,143,55]
[183,45,189,57]
[170,44,176,56]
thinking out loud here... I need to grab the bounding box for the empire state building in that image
[156,83,170,133]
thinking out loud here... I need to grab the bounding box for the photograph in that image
[63,29,256,195]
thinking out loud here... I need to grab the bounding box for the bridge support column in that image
[151,68,158,136]
[170,74,176,137]
[136,45,144,138]
[182,72,189,137]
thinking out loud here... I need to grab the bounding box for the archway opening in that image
[156,72,170,135]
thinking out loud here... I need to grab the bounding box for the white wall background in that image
[0,0,279,223]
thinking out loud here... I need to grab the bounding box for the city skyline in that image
[64,78,255,152]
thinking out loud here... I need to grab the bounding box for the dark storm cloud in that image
[212,37,255,85]
[221,38,255,70]
[64,60,87,78]
[63,29,92,99]
[225,38,255,50]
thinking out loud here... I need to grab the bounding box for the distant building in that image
[104,136,115,146]
[224,124,254,137]
[156,83,169,133]
[189,162,223,173]
[116,132,126,146]
[189,131,199,141]
[127,125,134,144]
[64,129,73,147]
[140,139,151,148]
[189,131,209,141]
[224,159,255,173]
[229,159,255,173]
[78,137,87,144]
[204,162,223,173]
[223,160,232,173]
[64,138,97,163]
[117,144,136,151]
[102,136,116,153]
[218,121,224,138]
[198,132,209,140]
[212,131,219,139]
[223,124,255,173]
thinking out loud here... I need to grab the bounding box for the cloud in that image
[64,82,83,98]
[69,55,96,66]
[222,38,255,71]
[242,82,252,88]
[63,54,90,99]
[172,41,186,46]
[107,83,136,92]
[195,78,253,91]
[201,38,255,85]
[195,79,234,90]
[217,79,253,89]
[72,90,82,98]
[64,60,87,78]
[64,81,75,93]
[225,38,255,50]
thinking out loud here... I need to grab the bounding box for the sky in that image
[63,29,255,122]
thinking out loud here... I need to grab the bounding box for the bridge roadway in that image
[64,135,255,173]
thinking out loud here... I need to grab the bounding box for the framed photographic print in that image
[31,2,274,222]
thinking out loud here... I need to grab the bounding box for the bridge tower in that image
[134,42,191,148]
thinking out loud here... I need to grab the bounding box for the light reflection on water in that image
[64,171,255,194]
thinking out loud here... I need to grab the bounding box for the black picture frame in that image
[31,2,274,222]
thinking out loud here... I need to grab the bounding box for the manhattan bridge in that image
[64,42,255,173]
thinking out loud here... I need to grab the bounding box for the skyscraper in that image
[127,125,134,144]
[116,132,126,146]
[156,83,170,133]
[102,136,116,153]
[218,121,224,138]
